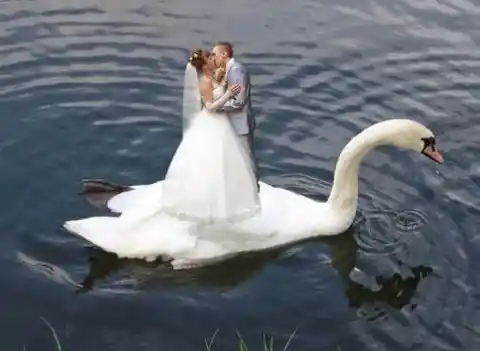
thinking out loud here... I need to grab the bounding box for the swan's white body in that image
[64,119,441,269]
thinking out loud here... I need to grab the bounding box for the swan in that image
[63,119,443,269]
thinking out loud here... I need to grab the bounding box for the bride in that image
[162,50,260,223]
[67,49,261,230]
[161,49,261,223]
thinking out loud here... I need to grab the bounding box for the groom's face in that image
[211,46,228,68]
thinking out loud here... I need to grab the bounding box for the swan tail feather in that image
[64,217,126,256]
[80,179,132,195]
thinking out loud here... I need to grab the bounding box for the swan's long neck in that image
[327,124,391,216]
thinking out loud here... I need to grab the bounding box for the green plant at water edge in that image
[23,317,62,351]
[205,328,297,351]
[40,317,62,351]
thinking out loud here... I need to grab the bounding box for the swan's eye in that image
[421,137,436,151]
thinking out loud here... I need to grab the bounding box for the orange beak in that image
[422,145,443,164]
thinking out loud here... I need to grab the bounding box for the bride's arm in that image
[199,77,240,112]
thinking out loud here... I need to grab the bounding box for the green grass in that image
[205,328,298,351]
[28,317,301,351]
[39,316,62,351]
[23,317,62,351]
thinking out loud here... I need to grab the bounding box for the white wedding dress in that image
[64,82,261,249]
[161,83,260,223]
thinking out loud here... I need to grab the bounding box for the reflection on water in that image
[78,247,281,293]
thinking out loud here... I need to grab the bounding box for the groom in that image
[210,41,259,188]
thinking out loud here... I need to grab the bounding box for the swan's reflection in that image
[78,246,281,293]
[77,181,433,310]
[78,222,432,310]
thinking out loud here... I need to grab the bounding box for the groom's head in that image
[212,41,233,68]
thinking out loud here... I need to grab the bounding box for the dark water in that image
[1,0,480,350]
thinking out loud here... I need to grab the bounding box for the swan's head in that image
[385,119,443,164]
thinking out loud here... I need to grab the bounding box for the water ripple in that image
[0,0,479,350]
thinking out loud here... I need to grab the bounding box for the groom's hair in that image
[214,41,233,57]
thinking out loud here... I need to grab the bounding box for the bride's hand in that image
[228,84,241,95]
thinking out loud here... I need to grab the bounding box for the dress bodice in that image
[199,82,226,111]
[212,84,226,100]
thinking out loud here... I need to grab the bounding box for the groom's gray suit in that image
[218,57,259,186]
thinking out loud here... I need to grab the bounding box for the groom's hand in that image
[216,66,247,113]
[228,84,242,96]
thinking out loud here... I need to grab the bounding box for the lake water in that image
[1,0,480,350]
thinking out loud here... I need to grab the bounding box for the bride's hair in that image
[188,49,207,70]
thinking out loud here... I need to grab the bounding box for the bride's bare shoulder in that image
[198,75,213,91]
[199,74,212,84]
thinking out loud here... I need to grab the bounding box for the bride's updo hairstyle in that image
[188,49,207,71]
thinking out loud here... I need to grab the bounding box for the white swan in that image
[64,119,443,269]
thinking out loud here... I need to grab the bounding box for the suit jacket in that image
[218,58,255,135]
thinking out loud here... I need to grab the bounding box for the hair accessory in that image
[188,51,200,63]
